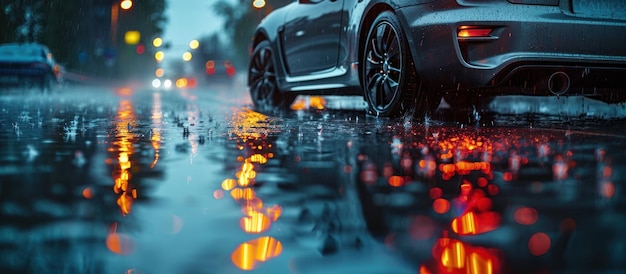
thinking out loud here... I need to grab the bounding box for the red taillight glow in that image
[457,27,493,38]
[226,65,236,77]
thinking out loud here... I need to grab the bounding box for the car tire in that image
[249,40,295,114]
[362,11,439,118]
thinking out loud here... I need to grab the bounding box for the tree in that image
[109,0,167,79]
[212,0,291,69]
[1,0,36,43]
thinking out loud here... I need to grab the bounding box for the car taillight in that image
[457,26,493,38]
[206,60,215,75]
[226,66,236,77]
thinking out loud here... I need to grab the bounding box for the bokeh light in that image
[106,232,133,255]
[222,178,237,190]
[433,198,450,214]
[182,51,192,61]
[253,0,266,8]
[528,232,551,256]
[155,68,164,77]
[155,51,165,62]
[513,207,538,225]
[124,31,140,45]
[120,0,133,10]
[175,77,188,88]
[388,175,404,187]
[189,40,199,49]
[82,187,93,199]
[151,79,161,88]
[152,37,163,47]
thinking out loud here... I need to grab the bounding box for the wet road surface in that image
[1,80,626,274]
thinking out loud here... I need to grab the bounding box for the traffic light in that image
[135,43,145,54]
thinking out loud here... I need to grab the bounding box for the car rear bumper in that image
[398,0,626,94]
[0,68,50,86]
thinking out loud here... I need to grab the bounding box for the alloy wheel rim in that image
[364,21,403,112]
[250,46,275,107]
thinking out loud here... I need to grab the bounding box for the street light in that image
[125,31,141,45]
[182,51,192,62]
[120,0,133,10]
[155,51,165,62]
[111,1,133,45]
[153,37,163,48]
[253,0,266,19]
[189,40,199,50]
[253,0,266,9]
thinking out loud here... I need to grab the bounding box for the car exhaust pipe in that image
[547,71,570,96]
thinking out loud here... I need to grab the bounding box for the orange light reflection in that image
[106,223,134,255]
[150,92,163,168]
[111,100,138,216]
[221,110,285,270]
[431,237,500,274]
[231,236,283,271]
[240,212,271,234]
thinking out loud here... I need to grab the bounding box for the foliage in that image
[1,0,38,43]
[212,0,291,69]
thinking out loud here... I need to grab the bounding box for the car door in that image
[281,0,345,77]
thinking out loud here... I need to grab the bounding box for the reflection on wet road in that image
[1,84,625,273]
[354,125,625,273]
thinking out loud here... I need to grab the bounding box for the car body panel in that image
[397,1,626,91]
[281,0,345,76]
[250,0,626,100]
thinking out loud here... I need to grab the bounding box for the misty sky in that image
[162,0,225,56]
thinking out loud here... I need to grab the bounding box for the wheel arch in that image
[248,4,292,88]
[251,30,269,53]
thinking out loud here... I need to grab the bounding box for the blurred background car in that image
[0,43,63,91]
[151,74,197,91]
[203,59,236,85]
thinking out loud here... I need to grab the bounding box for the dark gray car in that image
[248,0,626,117]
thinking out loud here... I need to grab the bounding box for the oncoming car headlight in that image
[163,79,172,89]
[152,78,173,90]
[152,78,162,88]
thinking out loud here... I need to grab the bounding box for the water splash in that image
[24,145,39,163]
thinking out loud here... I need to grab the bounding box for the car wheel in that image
[249,40,295,114]
[362,11,438,118]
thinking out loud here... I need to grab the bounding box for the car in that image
[0,43,64,92]
[151,74,198,91]
[151,76,174,90]
[204,59,237,85]
[247,0,626,117]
